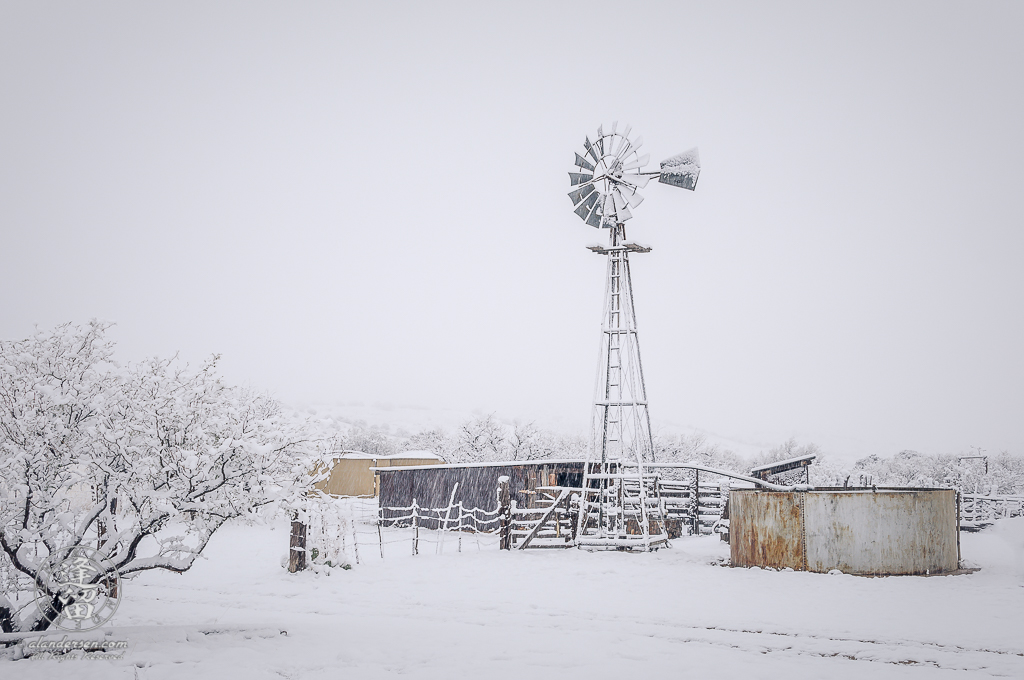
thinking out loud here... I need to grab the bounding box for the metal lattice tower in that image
[567,122,700,551]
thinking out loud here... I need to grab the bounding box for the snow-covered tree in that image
[455,413,506,462]
[850,449,1023,492]
[332,427,398,457]
[404,416,587,464]
[405,427,456,460]
[0,322,325,634]
[652,433,747,485]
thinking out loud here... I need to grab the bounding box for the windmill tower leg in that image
[576,224,667,551]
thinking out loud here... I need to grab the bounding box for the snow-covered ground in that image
[5,518,1024,679]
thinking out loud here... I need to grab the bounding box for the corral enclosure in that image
[377,460,585,529]
[730,488,959,575]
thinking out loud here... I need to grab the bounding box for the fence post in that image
[289,511,307,573]
[498,476,511,550]
[693,469,700,536]
[457,501,464,553]
[412,499,419,556]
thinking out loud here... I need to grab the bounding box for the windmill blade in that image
[573,191,600,220]
[612,180,643,207]
[569,172,593,186]
[595,128,605,155]
[584,137,600,163]
[600,191,621,226]
[614,136,632,159]
[612,188,628,214]
[614,180,636,199]
[658,147,701,190]
[623,153,650,171]
[568,183,595,206]
[585,202,603,227]
[626,190,644,208]
[574,153,595,172]
[618,204,633,221]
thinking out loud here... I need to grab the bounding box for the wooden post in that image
[412,499,419,556]
[955,490,962,569]
[693,469,700,536]
[569,492,579,542]
[289,512,307,573]
[498,476,511,550]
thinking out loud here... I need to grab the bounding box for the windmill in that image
[569,122,700,551]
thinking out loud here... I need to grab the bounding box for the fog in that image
[2,2,1022,461]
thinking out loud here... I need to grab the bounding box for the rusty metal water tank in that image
[729,488,959,575]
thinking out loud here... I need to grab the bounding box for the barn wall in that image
[314,459,375,497]
[730,489,959,575]
[314,457,438,498]
[378,462,585,531]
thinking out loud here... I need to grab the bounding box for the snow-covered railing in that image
[960,492,1024,530]
[634,462,813,492]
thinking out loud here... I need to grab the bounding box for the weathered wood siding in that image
[378,462,584,530]
[730,489,959,575]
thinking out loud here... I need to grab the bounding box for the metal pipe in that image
[621,461,813,492]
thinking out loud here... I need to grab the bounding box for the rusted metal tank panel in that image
[803,490,958,575]
[730,488,959,575]
[730,491,803,570]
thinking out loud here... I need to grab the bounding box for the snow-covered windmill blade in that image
[658,147,701,190]
[574,153,595,172]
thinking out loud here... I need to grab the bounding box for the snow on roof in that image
[374,458,586,472]
[749,454,817,474]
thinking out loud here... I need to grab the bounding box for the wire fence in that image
[302,491,504,568]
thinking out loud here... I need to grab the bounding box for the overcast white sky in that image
[1,2,1022,461]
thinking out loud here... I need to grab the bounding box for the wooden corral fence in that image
[653,479,727,538]
[960,492,1024,531]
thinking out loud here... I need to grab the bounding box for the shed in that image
[749,454,816,482]
[313,450,441,498]
[376,460,586,530]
